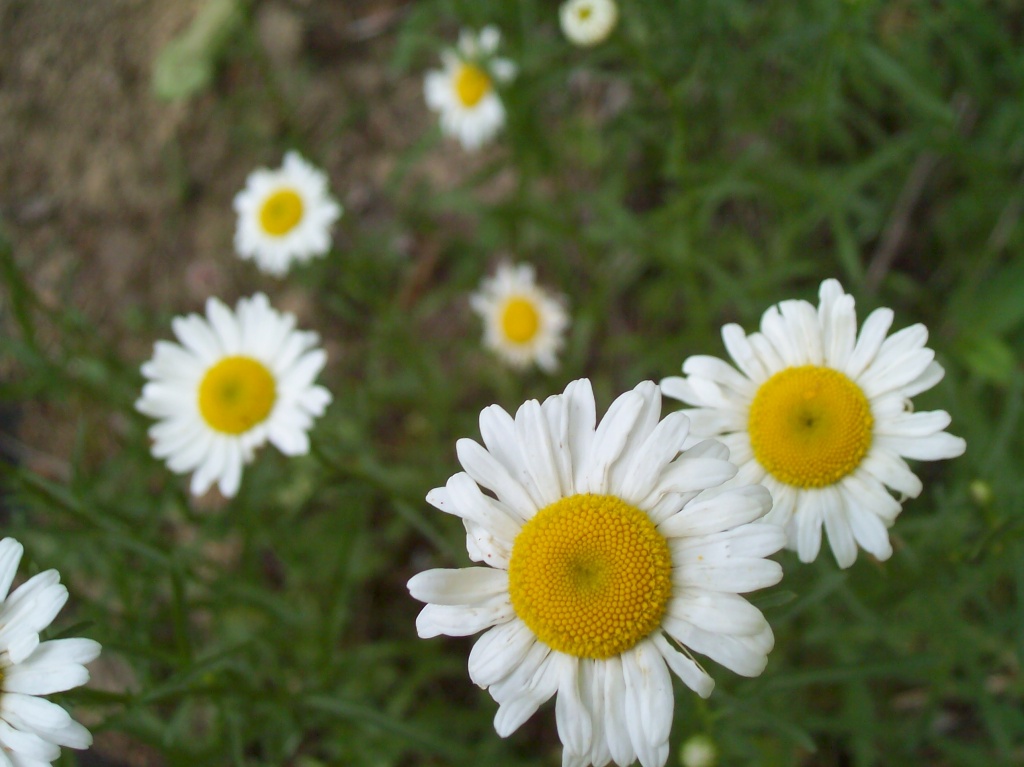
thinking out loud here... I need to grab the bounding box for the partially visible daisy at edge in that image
[233,151,342,277]
[0,537,101,766]
[408,379,785,767]
[661,278,966,569]
[424,25,517,151]
[136,293,332,498]
[470,262,569,373]
[560,0,619,47]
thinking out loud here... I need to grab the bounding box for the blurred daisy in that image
[661,279,966,568]
[136,293,332,498]
[233,151,342,277]
[560,0,619,47]
[409,380,784,767]
[424,26,517,151]
[0,537,101,766]
[470,262,569,373]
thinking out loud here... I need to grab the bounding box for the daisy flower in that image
[0,537,101,765]
[424,26,517,151]
[233,151,342,277]
[661,279,967,569]
[470,262,569,373]
[408,380,785,767]
[560,0,619,47]
[136,293,332,498]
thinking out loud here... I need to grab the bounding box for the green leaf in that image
[955,332,1017,385]
[152,0,245,101]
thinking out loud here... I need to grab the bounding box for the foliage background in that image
[1,0,1022,765]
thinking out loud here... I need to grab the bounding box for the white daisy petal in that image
[469,620,538,688]
[668,589,769,636]
[457,438,537,515]
[0,539,24,604]
[618,411,691,504]
[516,399,565,505]
[622,642,672,767]
[555,657,592,757]
[0,721,60,764]
[491,643,558,736]
[601,656,635,767]
[722,323,769,383]
[820,486,858,568]
[0,542,98,763]
[415,597,514,638]
[651,633,714,698]
[903,360,945,398]
[407,568,508,606]
[875,432,967,461]
[845,307,894,380]
[584,391,644,493]
[847,506,894,561]
[658,484,771,538]
[410,379,781,767]
[662,279,964,567]
[430,472,524,537]
[137,294,331,497]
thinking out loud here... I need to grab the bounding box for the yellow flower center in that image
[500,297,540,344]
[258,188,304,237]
[508,494,673,659]
[454,63,492,107]
[198,356,277,435]
[748,365,874,488]
[578,5,594,20]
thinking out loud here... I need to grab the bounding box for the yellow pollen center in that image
[198,356,277,435]
[258,188,304,236]
[500,297,540,344]
[578,6,593,20]
[454,63,492,107]
[748,365,874,488]
[508,494,673,659]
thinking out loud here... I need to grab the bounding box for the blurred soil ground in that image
[0,1,437,763]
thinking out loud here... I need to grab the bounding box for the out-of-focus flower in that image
[424,26,517,151]
[136,293,331,497]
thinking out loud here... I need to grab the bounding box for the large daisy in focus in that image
[136,293,332,498]
[233,151,342,277]
[424,26,517,151]
[661,279,966,569]
[0,537,101,766]
[408,380,784,767]
[470,262,569,373]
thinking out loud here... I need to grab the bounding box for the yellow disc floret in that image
[508,494,673,659]
[748,365,873,488]
[198,356,277,435]
[454,63,492,107]
[500,297,541,344]
[259,188,305,237]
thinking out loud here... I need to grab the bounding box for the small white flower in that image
[409,380,785,767]
[661,279,967,568]
[233,151,342,277]
[679,735,718,767]
[470,262,569,373]
[0,537,101,766]
[136,293,332,498]
[424,26,517,151]
[560,0,619,47]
